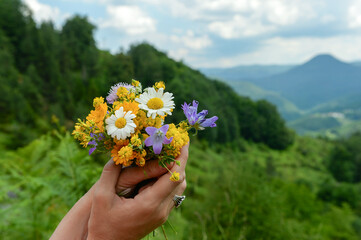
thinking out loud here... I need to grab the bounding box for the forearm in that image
[50,185,96,240]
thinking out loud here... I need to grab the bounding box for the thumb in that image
[97,159,122,195]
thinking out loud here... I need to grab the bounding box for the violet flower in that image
[88,133,104,155]
[182,100,218,130]
[144,125,173,154]
[106,82,135,104]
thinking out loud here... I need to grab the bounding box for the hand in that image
[50,144,188,240]
[87,144,188,240]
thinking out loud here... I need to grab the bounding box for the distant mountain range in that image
[201,65,295,81]
[251,54,361,109]
[200,54,361,138]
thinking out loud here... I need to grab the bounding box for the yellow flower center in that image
[115,117,127,129]
[147,97,164,110]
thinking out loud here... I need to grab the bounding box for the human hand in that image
[50,144,188,240]
[86,143,189,240]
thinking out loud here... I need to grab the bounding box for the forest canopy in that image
[0,0,294,150]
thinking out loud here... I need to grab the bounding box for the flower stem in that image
[161,225,169,240]
[160,160,173,175]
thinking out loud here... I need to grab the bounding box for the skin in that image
[50,144,189,240]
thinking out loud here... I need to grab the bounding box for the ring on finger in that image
[117,187,133,197]
[173,195,186,208]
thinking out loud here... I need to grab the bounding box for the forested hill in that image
[0,0,293,150]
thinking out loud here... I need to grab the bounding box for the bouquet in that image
[72,80,218,181]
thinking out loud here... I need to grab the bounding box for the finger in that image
[138,179,157,193]
[139,143,189,201]
[166,180,187,211]
[97,159,122,194]
[116,160,171,193]
[173,143,189,172]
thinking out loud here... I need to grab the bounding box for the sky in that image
[23,0,361,69]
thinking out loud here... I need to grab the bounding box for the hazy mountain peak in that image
[305,54,342,66]
[253,53,361,109]
[291,53,352,74]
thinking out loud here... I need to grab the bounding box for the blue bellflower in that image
[144,125,173,154]
[88,133,104,155]
[182,100,218,130]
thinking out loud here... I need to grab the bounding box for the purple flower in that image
[88,133,104,155]
[106,82,135,104]
[144,125,173,154]
[182,100,218,130]
[88,140,97,155]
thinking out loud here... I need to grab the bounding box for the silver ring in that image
[117,187,133,197]
[173,195,186,208]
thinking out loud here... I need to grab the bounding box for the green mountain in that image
[201,64,294,81]
[220,81,303,121]
[202,55,361,137]
[310,92,361,115]
[252,54,361,110]
[0,0,293,150]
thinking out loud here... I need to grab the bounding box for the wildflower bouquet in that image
[72,80,218,181]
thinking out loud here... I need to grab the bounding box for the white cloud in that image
[167,48,189,61]
[348,1,361,28]
[144,0,315,39]
[321,14,336,24]
[263,0,313,26]
[24,0,62,24]
[170,31,212,49]
[199,35,361,68]
[208,15,275,39]
[100,5,156,35]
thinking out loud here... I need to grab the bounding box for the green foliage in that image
[5,2,361,239]
[327,132,361,183]
[0,1,294,150]
[1,133,361,240]
[128,43,294,148]
[61,15,98,76]
[3,0,300,150]
[0,132,103,239]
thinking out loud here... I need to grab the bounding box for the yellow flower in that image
[111,139,129,165]
[112,101,121,110]
[132,79,140,87]
[134,150,147,167]
[136,157,145,167]
[86,102,107,132]
[141,149,146,157]
[154,81,165,90]
[127,92,136,101]
[165,124,189,158]
[119,146,133,160]
[117,87,128,98]
[113,101,139,115]
[112,145,133,165]
[123,101,139,114]
[142,133,149,141]
[179,121,189,130]
[145,116,162,128]
[130,135,142,147]
[131,79,142,94]
[72,121,92,148]
[93,97,104,108]
[134,110,147,133]
[170,171,180,182]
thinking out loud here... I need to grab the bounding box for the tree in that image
[60,15,98,81]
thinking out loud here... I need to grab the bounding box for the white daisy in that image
[105,107,136,140]
[135,87,175,119]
